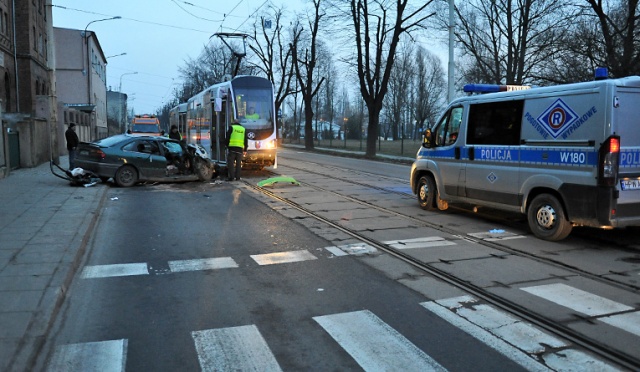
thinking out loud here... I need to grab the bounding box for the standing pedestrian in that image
[225,120,248,181]
[65,123,79,170]
[169,125,182,141]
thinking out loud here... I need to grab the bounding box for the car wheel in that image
[527,194,573,241]
[417,175,437,211]
[194,158,213,181]
[115,165,138,187]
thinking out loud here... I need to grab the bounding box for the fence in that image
[281,137,421,158]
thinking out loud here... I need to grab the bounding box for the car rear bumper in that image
[75,160,120,178]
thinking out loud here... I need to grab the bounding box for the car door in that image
[122,139,167,178]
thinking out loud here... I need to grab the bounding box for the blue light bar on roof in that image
[463,84,531,93]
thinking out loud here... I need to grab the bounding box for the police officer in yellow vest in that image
[225,120,248,181]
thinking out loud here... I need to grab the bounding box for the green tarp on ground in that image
[257,176,300,187]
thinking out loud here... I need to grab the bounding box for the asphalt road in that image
[37,181,528,371]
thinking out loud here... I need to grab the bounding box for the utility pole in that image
[447,0,455,103]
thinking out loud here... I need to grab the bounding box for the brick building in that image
[0,0,58,179]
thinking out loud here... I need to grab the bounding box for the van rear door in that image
[613,87,640,222]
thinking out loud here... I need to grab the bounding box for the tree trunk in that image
[365,107,380,158]
[304,101,315,149]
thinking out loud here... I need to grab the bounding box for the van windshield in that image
[133,124,161,133]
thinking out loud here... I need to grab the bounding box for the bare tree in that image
[177,40,248,101]
[584,0,640,77]
[348,0,435,158]
[452,0,570,85]
[383,41,415,141]
[249,6,297,131]
[291,0,326,150]
[412,46,446,134]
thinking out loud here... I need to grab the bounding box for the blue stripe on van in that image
[419,146,599,166]
[620,149,640,168]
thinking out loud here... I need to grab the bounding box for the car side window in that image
[123,140,161,154]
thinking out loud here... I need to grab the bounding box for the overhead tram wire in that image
[169,0,222,22]
[52,5,211,35]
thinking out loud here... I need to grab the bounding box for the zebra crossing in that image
[47,293,621,371]
[56,236,635,371]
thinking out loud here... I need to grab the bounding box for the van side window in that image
[434,107,464,147]
[467,100,523,145]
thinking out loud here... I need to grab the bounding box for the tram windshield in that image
[235,87,274,135]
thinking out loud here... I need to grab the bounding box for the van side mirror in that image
[422,129,433,148]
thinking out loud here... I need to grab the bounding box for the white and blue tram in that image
[184,75,277,170]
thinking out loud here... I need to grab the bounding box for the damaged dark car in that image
[75,134,216,187]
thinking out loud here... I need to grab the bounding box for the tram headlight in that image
[264,140,276,149]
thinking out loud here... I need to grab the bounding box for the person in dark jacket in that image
[65,123,79,170]
[169,125,182,141]
[225,121,248,181]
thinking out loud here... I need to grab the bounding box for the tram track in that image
[238,161,640,370]
[267,163,640,293]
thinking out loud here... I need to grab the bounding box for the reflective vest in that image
[228,125,245,148]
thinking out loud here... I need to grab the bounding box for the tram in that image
[168,102,188,139]
[183,75,277,170]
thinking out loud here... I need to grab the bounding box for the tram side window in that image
[467,100,523,145]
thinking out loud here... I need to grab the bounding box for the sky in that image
[52,0,307,115]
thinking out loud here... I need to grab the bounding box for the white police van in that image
[410,73,640,241]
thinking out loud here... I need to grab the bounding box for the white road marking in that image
[468,231,525,241]
[324,246,349,257]
[168,257,238,273]
[192,325,281,372]
[422,298,548,372]
[313,310,446,371]
[520,283,633,316]
[600,311,640,337]
[250,249,317,265]
[47,339,127,372]
[334,242,378,255]
[80,263,149,279]
[384,236,456,249]
[543,349,620,372]
[422,296,617,371]
[453,303,567,353]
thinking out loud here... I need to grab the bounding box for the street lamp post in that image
[118,72,137,132]
[83,16,121,139]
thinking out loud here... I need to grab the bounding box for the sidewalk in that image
[0,157,108,372]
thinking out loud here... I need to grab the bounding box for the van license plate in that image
[621,179,640,190]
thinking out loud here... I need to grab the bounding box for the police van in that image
[410,74,640,241]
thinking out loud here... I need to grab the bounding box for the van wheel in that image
[527,194,572,241]
[115,165,138,187]
[417,175,437,211]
